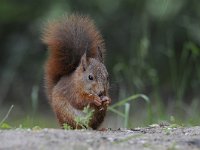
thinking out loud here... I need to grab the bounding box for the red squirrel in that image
[42,14,111,129]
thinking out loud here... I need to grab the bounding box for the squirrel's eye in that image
[88,75,94,80]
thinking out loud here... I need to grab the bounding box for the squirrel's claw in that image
[88,93,102,106]
[93,98,102,106]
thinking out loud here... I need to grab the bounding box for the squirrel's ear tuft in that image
[97,46,104,63]
[80,53,88,71]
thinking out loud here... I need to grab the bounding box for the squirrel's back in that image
[42,14,105,100]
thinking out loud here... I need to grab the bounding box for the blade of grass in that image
[108,107,125,117]
[0,105,14,126]
[124,103,130,128]
[109,94,149,109]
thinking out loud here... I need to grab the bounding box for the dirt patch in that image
[1,126,200,150]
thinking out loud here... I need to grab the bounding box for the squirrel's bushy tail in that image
[42,14,105,99]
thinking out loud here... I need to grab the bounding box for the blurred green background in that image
[0,0,200,129]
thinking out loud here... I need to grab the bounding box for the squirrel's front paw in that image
[88,94,111,107]
[88,94,102,106]
[93,97,102,106]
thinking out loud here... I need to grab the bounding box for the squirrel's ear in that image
[97,46,104,63]
[80,53,88,71]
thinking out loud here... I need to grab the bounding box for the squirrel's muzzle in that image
[98,91,104,97]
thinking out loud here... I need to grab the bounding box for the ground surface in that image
[1,125,200,150]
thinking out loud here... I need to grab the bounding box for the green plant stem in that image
[108,107,125,117]
[0,105,14,126]
[109,94,149,109]
[124,103,130,128]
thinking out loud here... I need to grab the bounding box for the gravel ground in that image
[1,125,200,150]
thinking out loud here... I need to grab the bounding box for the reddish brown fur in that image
[52,74,108,129]
[42,14,110,129]
[42,14,105,100]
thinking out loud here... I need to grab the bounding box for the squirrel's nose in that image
[98,91,104,97]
